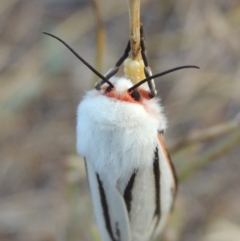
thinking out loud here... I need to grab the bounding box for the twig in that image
[127,0,141,60]
[178,130,240,181]
[169,112,240,153]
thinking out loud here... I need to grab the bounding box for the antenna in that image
[128,65,199,92]
[43,32,114,88]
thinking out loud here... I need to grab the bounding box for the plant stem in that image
[127,0,141,60]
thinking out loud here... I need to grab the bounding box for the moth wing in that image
[154,134,178,235]
[125,134,177,240]
[85,159,131,241]
[122,166,157,241]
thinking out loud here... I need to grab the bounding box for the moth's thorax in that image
[77,76,167,179]
[100,77,150,103]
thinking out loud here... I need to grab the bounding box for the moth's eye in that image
[130,89,141,101]
[148,92,155,99]
[106,86,114,93]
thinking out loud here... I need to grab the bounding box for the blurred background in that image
[0,0,240,241]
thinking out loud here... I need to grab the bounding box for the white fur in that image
[76,76,174,241]
[77,77,166,181]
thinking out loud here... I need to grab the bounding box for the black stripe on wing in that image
[96,174,116,241]
[153,147,161,226]
[115,222,121,241]
[123,170,138,213]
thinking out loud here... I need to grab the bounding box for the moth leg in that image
[95,41,131,90]
[106,40,131,79]
[140,25,157,97]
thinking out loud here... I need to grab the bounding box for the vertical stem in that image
[127,0,141,60]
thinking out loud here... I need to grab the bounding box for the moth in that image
[44,29,198,241]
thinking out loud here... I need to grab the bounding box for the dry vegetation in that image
[0,0,240,241]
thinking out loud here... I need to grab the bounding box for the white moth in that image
[43,30,198,241]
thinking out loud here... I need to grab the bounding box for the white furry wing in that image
[119,135,177,241]
[85,159,131,241]
[85,135,177,241]
[121,164,156,241]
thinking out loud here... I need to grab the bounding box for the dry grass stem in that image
[178,130,240,181]
[127,0,141,60]
[170,112,240,153]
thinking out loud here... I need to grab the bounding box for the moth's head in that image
[99,77,150,103]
